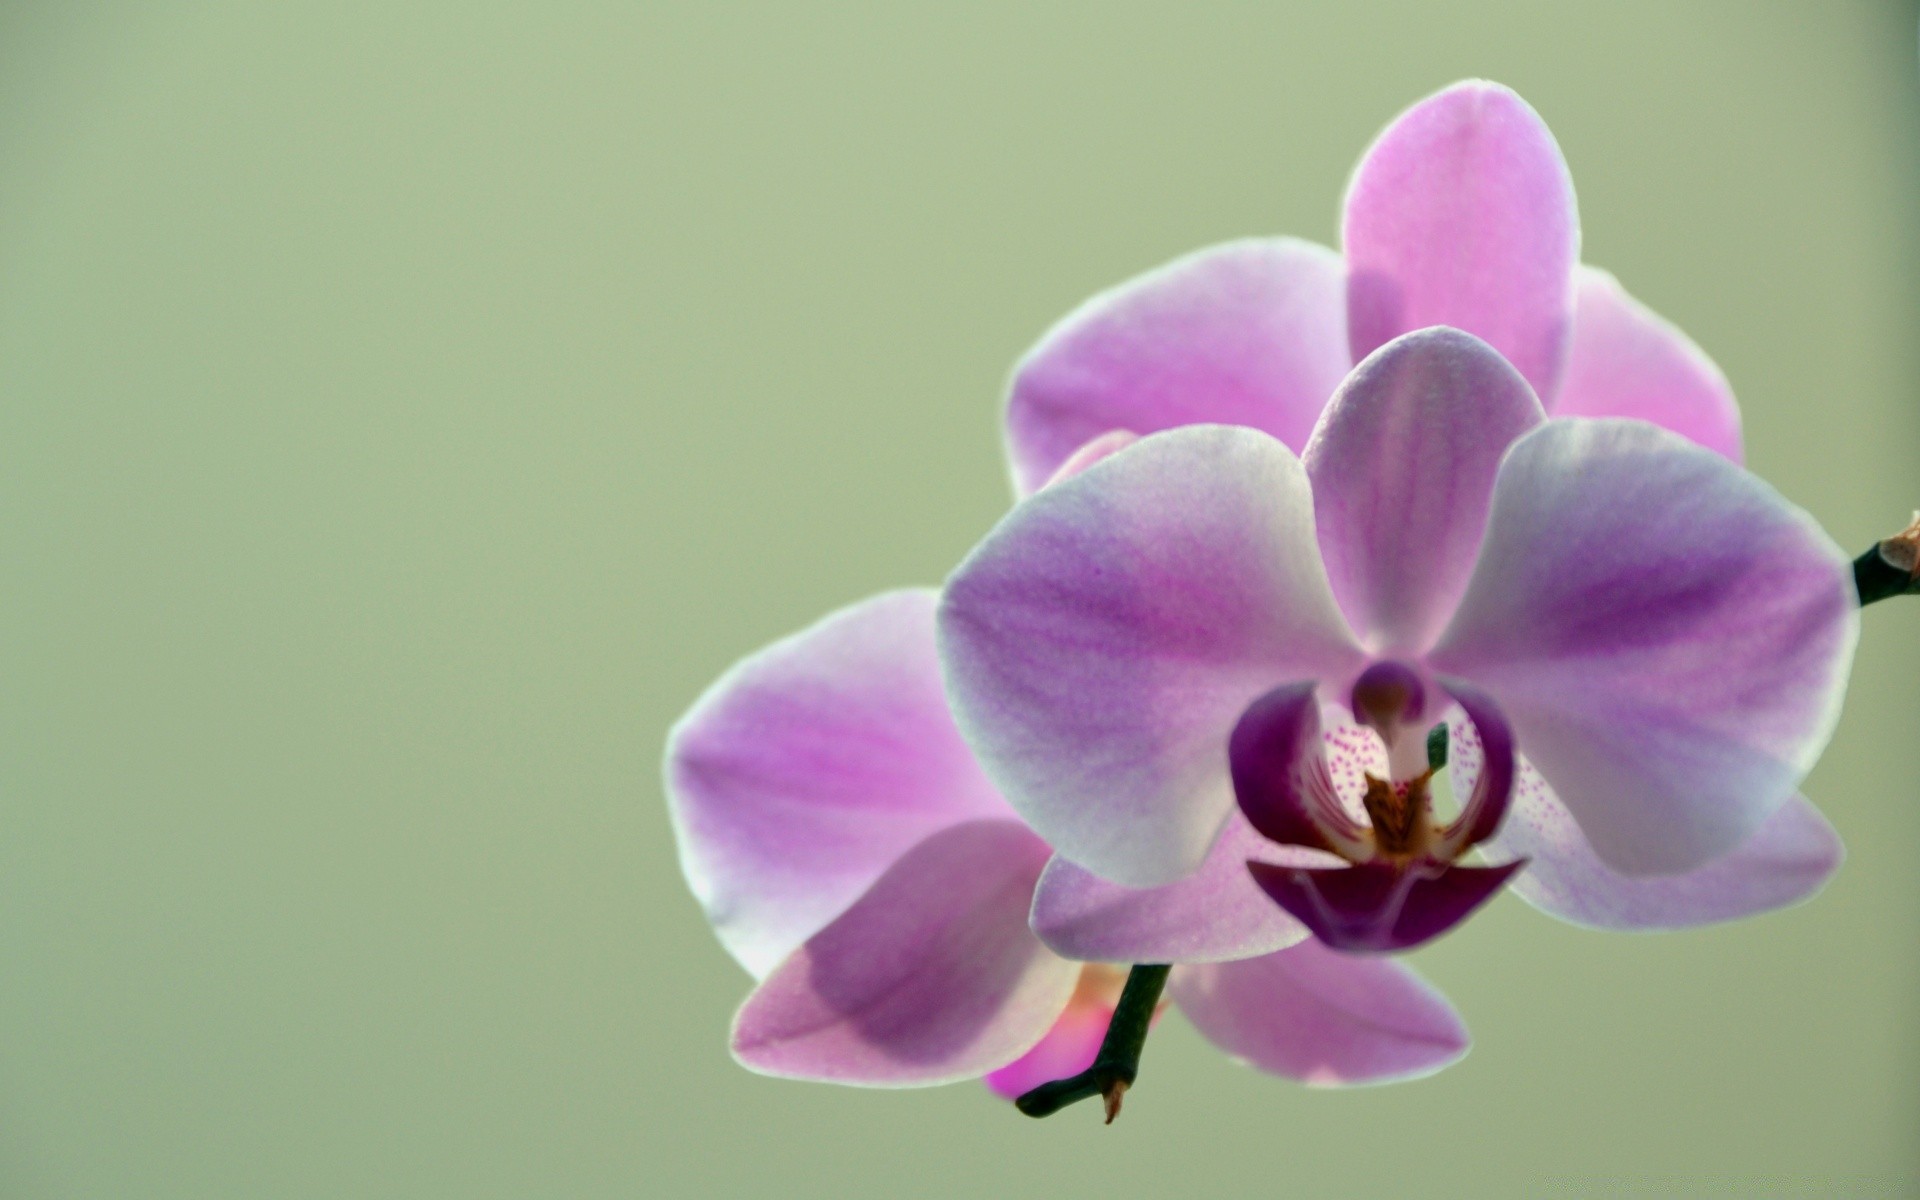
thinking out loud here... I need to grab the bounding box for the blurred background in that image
[1,2,1916,1195]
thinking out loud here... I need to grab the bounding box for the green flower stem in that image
[1014,963,1172,1123]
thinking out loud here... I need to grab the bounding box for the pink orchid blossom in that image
[664,588,1470,1094]
[936,79,1853,955]
[939,326,1857,953]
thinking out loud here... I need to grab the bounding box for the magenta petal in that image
[1171,940,1468,1085]
[665,590,1014,978]
[1304,328,1544,652]
[1429,419,1858,874]
[1552,266,1742,462]
[1030,811,1309,964]
[1229,682,1364,857]
[1248,859,1525,953]
[730,820,1077,1086]
[1005,239,1351,495]
[1494,762,1843,930]
[940,425,1365,887]
[982,982,1114,1099]
[1343,81,1578,401]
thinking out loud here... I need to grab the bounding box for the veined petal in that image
[1553,266,1742,462]
[1030,811,1311,965]
[1343,80,1578,401]
[1005,239,1351,495]
[1248,859,1525,954]
[1229,683,1369,858]
[1170,940,1469,1086]
[1446,715,1842,927]
[730,820,1077,1086]
[1429,419,1858,875]
[1304,328,1544,653]
[1492,758,1842,930]
[940,425,1366,887]
[666,590,1014,978]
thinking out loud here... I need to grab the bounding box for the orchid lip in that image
[1248,859,1529,954]
[1231,672,1523,953]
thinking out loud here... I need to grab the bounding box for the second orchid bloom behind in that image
[665,80,1854,1107]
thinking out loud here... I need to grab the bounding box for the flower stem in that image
[1855,513,1920,607]
[1014,963,1171,1122]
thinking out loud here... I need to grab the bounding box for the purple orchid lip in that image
[1248,859,1528,955]
[1229,672,1524,953]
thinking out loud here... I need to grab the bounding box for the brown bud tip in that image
[1880,512,1920,579]
[1102,1079,1128,1124]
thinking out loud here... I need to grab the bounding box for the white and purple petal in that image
[1029,811,1313,965]
[1169,940,1469,1085]
[1304,328,1544,654]
[1492,758,1842,930]
[1429,419,1858,875]
[666,590,1014,977]
[1342,80,1579,401]
[1004,239,1351,495]
[1551,266,1742,462]
[940,425,1366,887]
[730,820,1077,1086]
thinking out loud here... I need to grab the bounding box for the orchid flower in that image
[661,77,1885,1116]
[934,79,1856,956]
[939,326,1857,953]
[664,586,1472,1099]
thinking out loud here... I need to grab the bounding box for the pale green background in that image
[1,3,1916,1196]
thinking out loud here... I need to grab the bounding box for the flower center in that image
[1230,670,1524,953]
[1360,770,1434,858]
[1349,660,1434,784]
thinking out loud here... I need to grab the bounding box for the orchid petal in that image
[666,590,1013,978]
[1043,429,1139,488]
[1304,328,1544,653]
[1494,760,1843,930]
[983,968,1127,1099]
[1551,267,1742,462]
[940,425,1366,887]
[1429,419,1858,875]
[1434,679,1518,853]
[730,820,1077,1086]
[1248,859,1525,954]
[1030,811,1311,965]
[980,999,1108,1101]
[1005,239,1350,495]
[1229,682,1368,858]
[1170,940,1469,1085]
[1343,81,1578,401]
